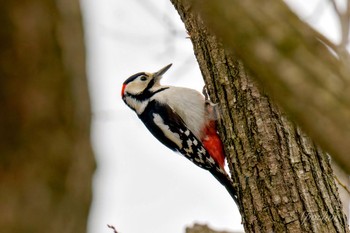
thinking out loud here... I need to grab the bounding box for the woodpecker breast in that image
[151,86,207,140]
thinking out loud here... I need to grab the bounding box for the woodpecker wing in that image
[139,100,214,168]
[138,100,237,202]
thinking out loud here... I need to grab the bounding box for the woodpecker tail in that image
[210,167,239,205]
[201,97,236,204]
[202,120,226,169]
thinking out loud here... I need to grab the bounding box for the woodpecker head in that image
[121,64,172,113]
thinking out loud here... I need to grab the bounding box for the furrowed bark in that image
[170,1,349,232]
[189,0,350,174]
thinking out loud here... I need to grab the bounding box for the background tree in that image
[171,0,350,232]
[0,1,94,233]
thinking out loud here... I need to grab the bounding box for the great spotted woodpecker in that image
[121,64,237,203]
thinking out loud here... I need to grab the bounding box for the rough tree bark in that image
[0,1,94,233]
[188,0,350,174]
[171,1,349,233]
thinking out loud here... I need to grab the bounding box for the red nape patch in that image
[121,84,126,97]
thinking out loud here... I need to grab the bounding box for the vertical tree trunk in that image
[0,1,95,233]
[184,0,350,174]
[170,1,349,232]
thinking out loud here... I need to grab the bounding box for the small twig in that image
[328,0,342,19]
[314,31,338,54]
[328,0,350,54]
[342,0,350,46]
[107,224,119,233]
[334,175,350,196]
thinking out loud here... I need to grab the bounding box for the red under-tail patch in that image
[121,84,126,97]
[202,121,225,169]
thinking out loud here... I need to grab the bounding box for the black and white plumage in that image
[121,64,237,203]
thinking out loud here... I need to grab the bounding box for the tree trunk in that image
[170,1,349,232]
[184,0,350,174]
[0,1,95,233]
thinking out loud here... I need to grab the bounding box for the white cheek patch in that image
[153,113,182,149]
[125,97,148,115]
[126,81,147,95]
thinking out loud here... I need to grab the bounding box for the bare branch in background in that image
[107,224,119,233]
[328,0,350,60]
[137,0,179,34]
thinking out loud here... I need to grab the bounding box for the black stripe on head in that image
[123,72,146,85]
[129,87,169,101]
[144,75,156,90]
[124,71,168,101]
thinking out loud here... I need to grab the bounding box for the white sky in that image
[80,1,344,233]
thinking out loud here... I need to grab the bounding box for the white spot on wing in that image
[207,156,215,164]
[187,139,193,147]
[184,139,193,154]
[194,155,204,164]
[198,147,206,155]
[153,113,182,149]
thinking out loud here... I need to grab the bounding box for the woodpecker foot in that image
[202,85,218,106]
[202,85,210,101]
[186,31,191,39]
[203,85,220,120]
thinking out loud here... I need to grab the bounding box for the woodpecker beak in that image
[153,64,172,80]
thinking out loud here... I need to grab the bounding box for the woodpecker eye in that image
[140,76,147,81]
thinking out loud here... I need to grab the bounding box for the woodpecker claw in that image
[202,85,209,101]
[202,85,221,120]
[186,31,191,39]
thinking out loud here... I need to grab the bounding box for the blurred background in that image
[0,0,348,233]
[82,1,240,233]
